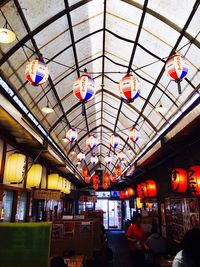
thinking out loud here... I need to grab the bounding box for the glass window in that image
[2,190,14,222]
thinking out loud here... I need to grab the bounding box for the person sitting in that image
[50,256,67,267]
[146,226,167,256]
[172,228,200,267]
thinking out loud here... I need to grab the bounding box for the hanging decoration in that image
[127,187,135,197]
[93,183,99,190]
[165,54,189,94]
[137,183,147,198]
[81,166,88,178]
[25,58,49,86]
[85,175,90,184]
[66,128,78,142]
[90,156,98,165]
[109,133,120,149]
[105,155,112,165]
[86,135,97,150]
[111,173,117,183]
[146,180,157,197]
[47,173,59,190]
[103,172,110,189]
[77,152,85,162]
[119,73,140,102]
[5,153,26,183]
[188,165,200,196]
[117,151,125,161]
[120,191,125,199]
[171,168,187,193]
[26,163,42,187]
[57,177,64,191]
[0,28,16,44]
[61,179,71,194]
[92,174,99,190]
[116,165,122,176]
[73,70,96,115]
[129,128,140,149]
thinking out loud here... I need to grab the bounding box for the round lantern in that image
[26,163,42,187]
[93,174,99,184]
[57,177,64,191]
[120,191,125,199]
[103,182,109,190]
[124,190,129,198]
[111,173,117,183]
[146,180,157,197]
[77,152,85,161]
[104,172,110,183]
[119,73,140,102]
[171,168,187,193]
[93,183,99,190]
[86,135,97,150]
[117,151,125,161]
[116,165,122,176]
[90,156,98,165]
[48,173,59,190]
[61,179,71,194]
[5,153,26,183]
[137,183,147,198]
[66,128,78,142]
[165,54,189,94]
[25,58,49,86]
[73,70,96,115]
[81,166,88,177]
[85,175,90,184]
[127,187,135,197]
[109,133,120,149]
[129,128,140,149]
[188,165,200,196]
[105,155,112,165]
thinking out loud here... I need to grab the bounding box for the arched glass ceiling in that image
[0,0,199,176]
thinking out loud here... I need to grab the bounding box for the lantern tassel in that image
[177,81,182,94]
[82,102,86,116]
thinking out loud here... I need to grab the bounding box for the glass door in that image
[108,200,122,230]
[96,199,109,229]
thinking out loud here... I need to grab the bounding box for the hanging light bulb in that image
[41,101,54,114]
[0,28,16,43]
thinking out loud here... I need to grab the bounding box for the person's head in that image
[182,228,200,264]
[189,199,196,211]
[50,256,66,267]
[132,212,142,226]
[190,214,198,227]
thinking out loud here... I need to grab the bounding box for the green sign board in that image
[0,222,52,267]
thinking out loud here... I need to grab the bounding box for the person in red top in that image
[126,212,147,267]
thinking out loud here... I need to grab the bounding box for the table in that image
[64,255,84,267]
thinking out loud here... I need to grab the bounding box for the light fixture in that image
[62,137,69,143]
[0,28,16,44]
[155,103,167,113]
[41,101,54,114]
[70,150,76,155]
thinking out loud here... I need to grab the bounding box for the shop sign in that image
[34,189,61,200]
[79,195,97,202]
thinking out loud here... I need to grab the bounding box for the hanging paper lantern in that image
[124,190,129,198]
[146,180,157,197]
[129,128,140,149]
[171,168,187,193]
[103,182,109,190]
[119,73,140,102]
[116,165,122,176]
[77,152,85,161]
[66,128,78,142]
[109,133,120,149]
[5,153,26,183]
[73,71,96,115]
[90,156,98,165]
[137,183,147,198]
[111,173,117,183]
[26,163,42,187]
[136,198,143,209]
[120,191,125,199]
[85,175,90,184]
[48,173,59,190]
[188,165,200,196]
[165,54,189,94]
[104,172,110,183]
[117,151,125,161]
[81,166,88,177]
[86,135,97,149]
[61,179,71,194]
[25,58,49,86]
[57,177,64,191]
[127,187,135,197]
[92,174,99,184]
[93,183,99,190]
[105,155,112,165]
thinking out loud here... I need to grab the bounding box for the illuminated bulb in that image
[70,150,76,155]
[62,137,69,143]
[41,104,54,114]
[0,28,16,43]
[155,104,167,113]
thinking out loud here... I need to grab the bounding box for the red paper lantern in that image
[103,182,109,190]
[127,187,135,197]
[85,175,90,184]
[116,165,122,176]
[104,172,110,183]
[171,168,187,193]
[119,73,140,102]
[120,191,125,199]
[93,183,98,190]
[137,183,147,198]
[111,173,117,183]
[188,165,200,196]
[92,174,99,184]
[124,190,129,198]
[146,180,157,197]
[81,166,88,177]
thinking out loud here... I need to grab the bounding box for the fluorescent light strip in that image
[123,91,200,176]
[0,76,82,180]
